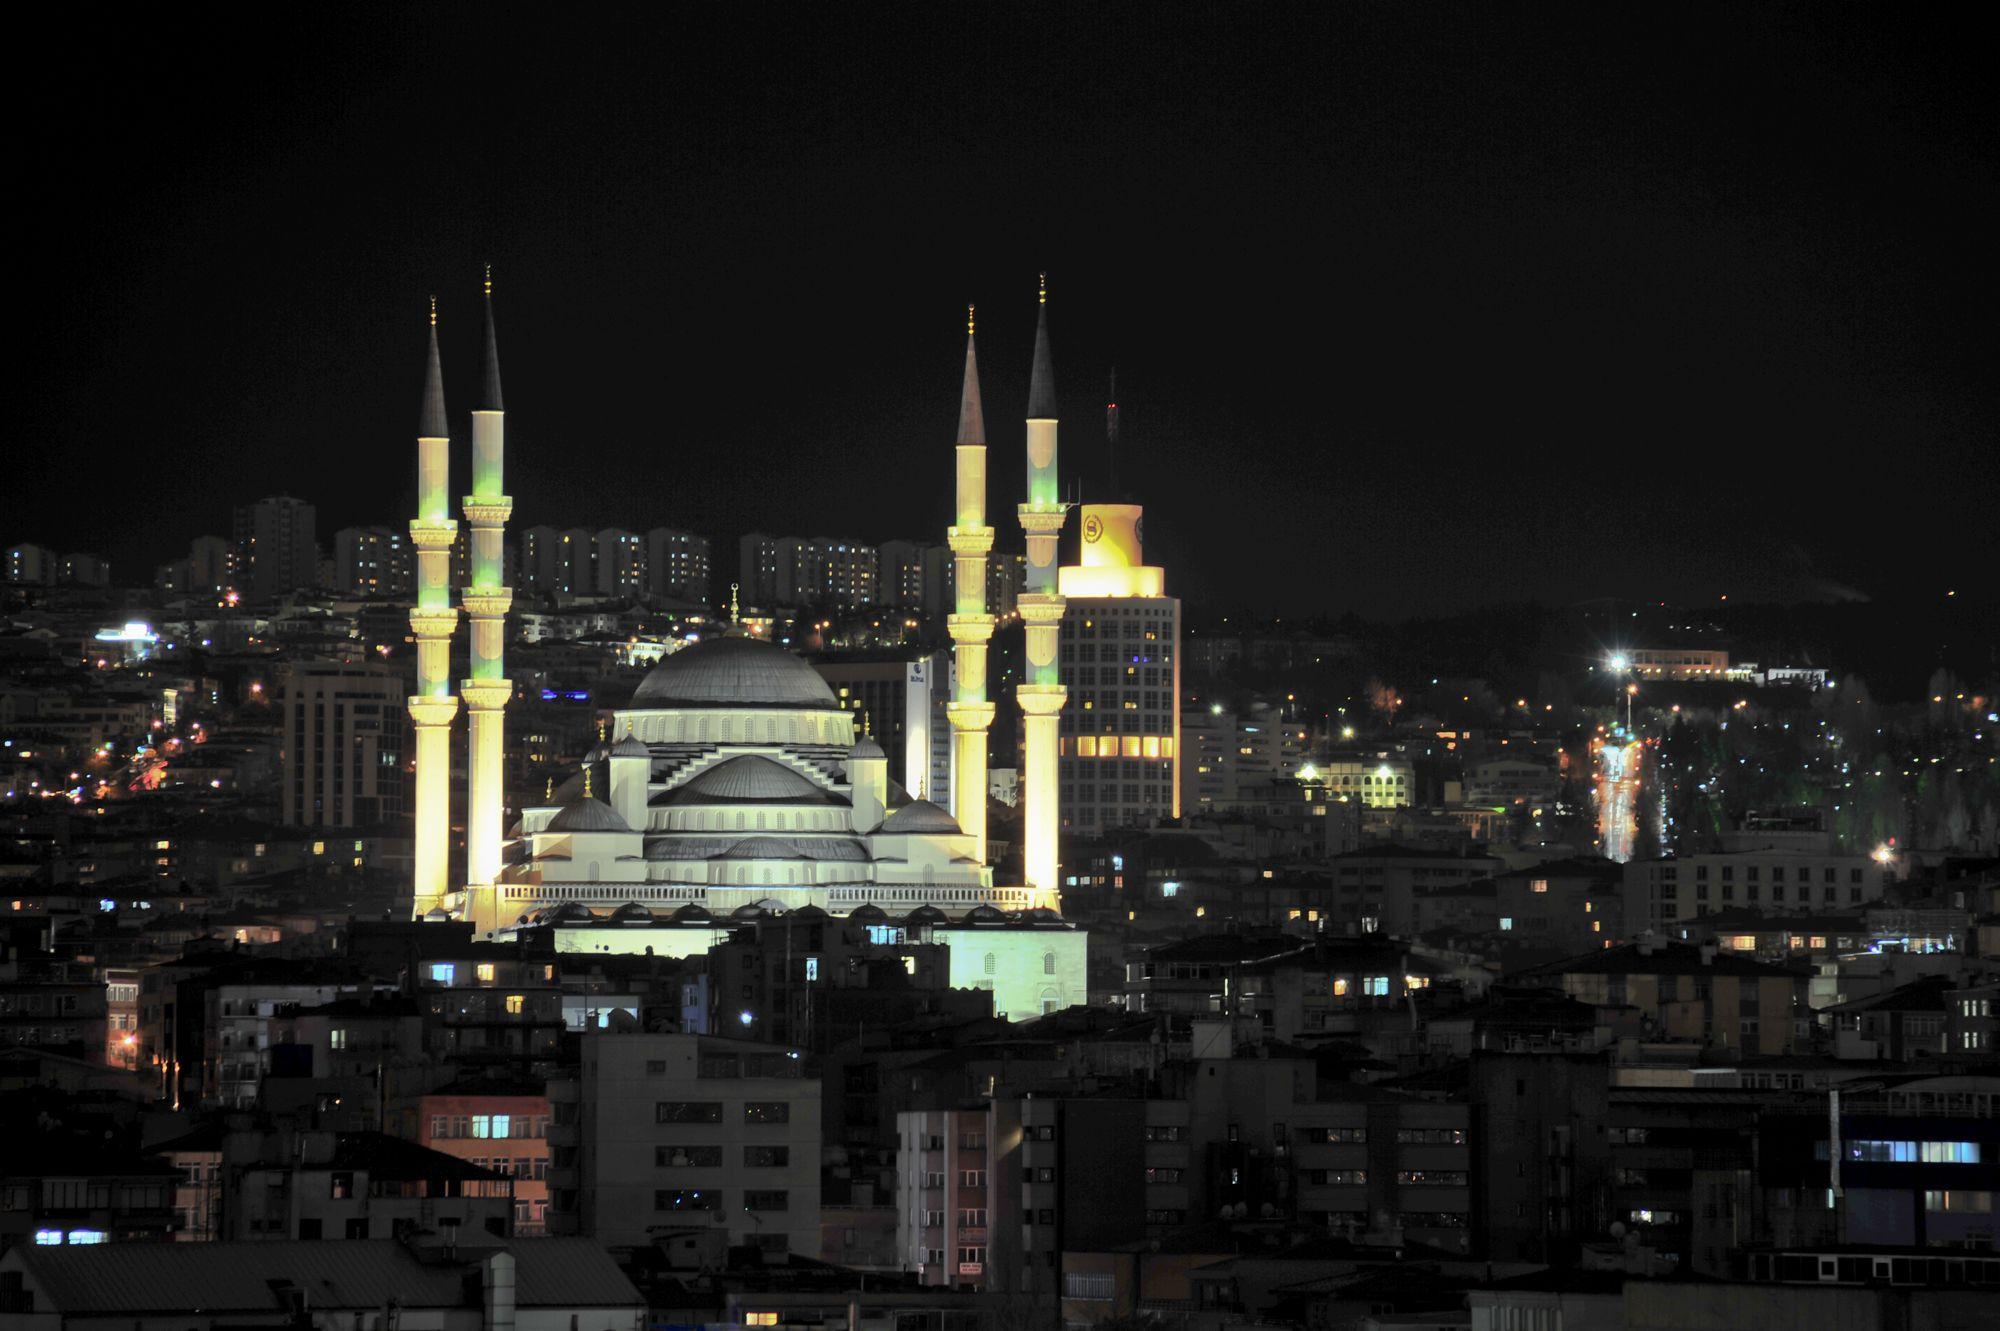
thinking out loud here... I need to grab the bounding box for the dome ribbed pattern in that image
[547,797,632,833]
[631,636,838,708]
[881,799,962,834]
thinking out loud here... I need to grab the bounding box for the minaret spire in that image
[409,301,462,920]
[460,266,518,929]
[478,265,504,412]
[1026,274,1056,420]
[1016,272,1070,905]
[946,302,998,864]
[419,299,449,439]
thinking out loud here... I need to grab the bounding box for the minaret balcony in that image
[408,695,462,726]
[408,519,459,550]
[1016,506,1070,534]
[460,588,515,618]
[408,605,461,637]
[945,700,997,730]
[461,678,515,710]
[946,613,996,645]
[461,497,515,526]
[1015,684,1068,715]
[946,526,995,557]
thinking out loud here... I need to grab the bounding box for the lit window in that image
[1530,879,1549,894]
[477,963,496,983]
[429,963,454,984]
[505,994,524,1015]
[330,1029,349,1051]
[1500,918,1514,931]
[746,1316,779,1327]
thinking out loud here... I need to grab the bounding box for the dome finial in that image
[484,263,492,298]
[430,295,437,328]
[545,776,554,802]
[1038,272,1047,306]
[729,582,741,626]
[967,304,975,336]
[583,765,594,799]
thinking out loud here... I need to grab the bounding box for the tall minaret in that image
[1015,274,1068,903]
[946,305,996,862]
[409,299,461,918]
[461,267,515,907]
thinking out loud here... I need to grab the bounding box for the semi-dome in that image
[712,836,813,862]
[630,635,839,709]
[547,796,633,833]
[880,799,962,834]
[669,754,837,804]
[850,736,886,760]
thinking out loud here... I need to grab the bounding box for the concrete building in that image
[548,1032,821,1256]
[1180,702,1308,815]
[279,661,407,828]
[1326,845,1504,935]
[1623,849,1893,936]
[4,542,55,585]
[232,495,318,603]
[1521,937,1812,1057]
[876,539,931,612]
[1058,504,1181,834]
[333,526,413,598]
[410,1077,554,1235]
[896,1106,993,1289]
[646,526,711,603]
[1624,646,1730,680]
[594,529,646,598]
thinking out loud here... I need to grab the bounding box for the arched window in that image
[983,953,996,976]
[1044,951,1056,975]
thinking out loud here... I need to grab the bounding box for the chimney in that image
[482,1250,516,1331]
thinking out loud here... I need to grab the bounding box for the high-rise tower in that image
[946,306,996,860]
[409,300,461,917]
[1015,275,1068,901]
[461,268,515,902]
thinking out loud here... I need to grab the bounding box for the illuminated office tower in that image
[408,300,461,917]
[1058,503,1180,834]
[945,306,995,860]
[460,271,514,901]
[1015,275,1068,898]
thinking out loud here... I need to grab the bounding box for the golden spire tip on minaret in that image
[967,304,975,336]
[429,295,437,328]
[1038,272,1047,305]
[729,582,741,627]
[484,264,492,298]
[545,776,554,802]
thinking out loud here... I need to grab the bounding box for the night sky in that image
[18,4,1996,619]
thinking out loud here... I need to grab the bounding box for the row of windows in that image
[1818,1139,1984,1164]
[655,1189,789,1211]
[656,1145,790,1167]
[430,1114,548,1140]
[655,1101,793,1124]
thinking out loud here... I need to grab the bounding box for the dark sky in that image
[17,3,1996,618]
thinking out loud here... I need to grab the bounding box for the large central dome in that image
[631,635,839,709]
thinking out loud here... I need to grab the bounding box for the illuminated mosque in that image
[401,274,1087,1012]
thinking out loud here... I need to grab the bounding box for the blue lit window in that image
[429,963,455,984]
[34,1230,63,1245]
[66,1230,107,1245]
[1922,1141,1981,1164]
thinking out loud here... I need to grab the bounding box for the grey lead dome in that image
[630,635,840,709]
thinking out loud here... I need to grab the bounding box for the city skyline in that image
[16,6,1995,618]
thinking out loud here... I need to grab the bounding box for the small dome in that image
[671,755,833,804]
[712,836,812,862]
[731,903,770,920]
[422,907,451,923]
[847,903,888,922]
[547,796,633,833]
[630,635,839,709]
[787,904,829,921]
[609,732,651,759]
[670,903,714,923]
[850,736,886,760]
[610,902,654,924]
[880,799,961,834]
[966,903,1005,923]
[904,905,946,924]
[547,902,597,924]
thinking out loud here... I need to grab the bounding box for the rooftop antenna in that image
[1106,368,1120,498]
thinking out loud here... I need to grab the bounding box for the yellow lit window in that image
[477,963,496,983]
[1078,736,1097,757]
[1584,901,1593,913]
[1591,921,1602,933]
[1729,935,1757,950]
[1142,736,1161,759]
[1162,738,1175,758]
[505,995,524,1015]
[1333,978,1350,996]
[1810,936,1827,950]
[1531,879,1549,893]
[1122,736,1142,758]
[1288,909,1302,920]
[746,1315,779,1326]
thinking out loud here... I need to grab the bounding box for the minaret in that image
[409,299,461,918]
[461,267,515,910]
[1015,274,1068,903]
[946,305,996,862]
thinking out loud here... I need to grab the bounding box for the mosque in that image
[402,275,1086,1016]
